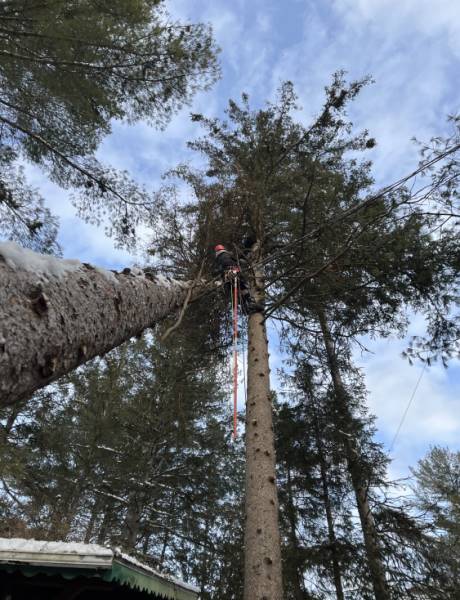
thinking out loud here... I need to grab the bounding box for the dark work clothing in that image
[215,249,239,274]
[215,249,254,313]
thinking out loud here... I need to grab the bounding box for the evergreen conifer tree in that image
[0,0,219,247]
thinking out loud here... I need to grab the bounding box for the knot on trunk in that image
[28,285,49,316]
[40,355,58,378]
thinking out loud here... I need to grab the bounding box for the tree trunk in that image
[313,416,345,600]
[244,263,283,600]
[3,406,22,435]
[0,241,204,405]
[285,467,308,600]
[123,492,141,550]
[199,518,210,599]
[159,528,170,567]
[317,309,390,600]
[142,533,150,555]
[84,497,100,544]
[96,503,113,545]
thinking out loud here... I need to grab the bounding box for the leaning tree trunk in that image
[317,309,390,600]
[313,415,345,600]
[0,241,205,405]
[244,262,283,600]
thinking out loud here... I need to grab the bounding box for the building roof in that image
[0,538,199,600]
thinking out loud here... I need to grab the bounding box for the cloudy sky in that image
[25,0,460,482]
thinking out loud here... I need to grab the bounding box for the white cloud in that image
[256,13,272,34]
[355,318,460,479]
[333,0,460,59]
[265,0,458,187]
[6,0,459,479]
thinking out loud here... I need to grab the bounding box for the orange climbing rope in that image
[232,275,239,440]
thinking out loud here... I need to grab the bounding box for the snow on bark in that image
[0,241,83,278]
[0,242,200,406]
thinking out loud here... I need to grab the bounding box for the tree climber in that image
[214,244,263,313]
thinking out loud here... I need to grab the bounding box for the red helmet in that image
[214,244,225,252]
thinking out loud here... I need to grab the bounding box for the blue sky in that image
[23,0,460,482]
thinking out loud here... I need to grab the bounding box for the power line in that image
[255,142,460,270]
[389,362,427,453]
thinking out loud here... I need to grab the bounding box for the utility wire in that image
[255,142,460,270]
[389,362,427,453]
[202,143,459,309]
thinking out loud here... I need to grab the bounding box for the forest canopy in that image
[0,2,459,600]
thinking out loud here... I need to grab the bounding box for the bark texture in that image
[317,309,390,600]
[244,268,283,600]
[0,242,202,405]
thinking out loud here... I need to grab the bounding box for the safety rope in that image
[232,275,239,439]
[229,276,235,416]
[226,255,249,440]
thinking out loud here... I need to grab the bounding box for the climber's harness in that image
[223,266,240,283]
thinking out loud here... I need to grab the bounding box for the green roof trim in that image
[105,559,198,600]
[0,538,198,600]
[0,562,198,600]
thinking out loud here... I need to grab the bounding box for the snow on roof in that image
[0,538,112,557]
[0,538,199,594]
[0,538,113,569]
[115,550,199,594]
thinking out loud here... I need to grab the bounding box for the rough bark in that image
[317,309,390,600]
[0,242,205,405]
[244,265,283,600]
